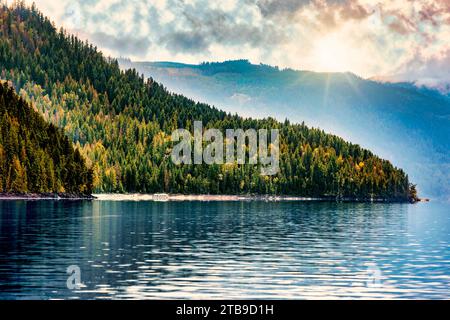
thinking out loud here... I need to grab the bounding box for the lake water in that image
[0,200,449,299]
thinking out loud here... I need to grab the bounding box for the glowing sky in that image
[19,0,450,85]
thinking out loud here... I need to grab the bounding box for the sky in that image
[18,0,450,86]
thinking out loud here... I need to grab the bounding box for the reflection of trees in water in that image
[0,201,410,299]
[0,201,92,298]
[79,202,410,296]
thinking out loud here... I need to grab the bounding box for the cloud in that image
[89,32,152,55]
[339,1,371,20]
[419,0,450,25]
[27,0,450,85]
[162,31,209,53]
[230,93,252,105]
[396,48,450,90]
[256,0,312,18]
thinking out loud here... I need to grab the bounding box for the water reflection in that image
[0,201,449,299]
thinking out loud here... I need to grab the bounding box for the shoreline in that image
[0,193,96,200]
[0,193,420,203]
[93,194,414,203]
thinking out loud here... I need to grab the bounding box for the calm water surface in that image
[0,200,449,299]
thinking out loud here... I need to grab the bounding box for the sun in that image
[312,34,352,73]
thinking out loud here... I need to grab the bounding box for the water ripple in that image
[0,201,449,299]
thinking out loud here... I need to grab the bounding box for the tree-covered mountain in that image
[0,82,92,194]
[0,3,415,201]
[121,59,450,199]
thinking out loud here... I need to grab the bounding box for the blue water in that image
[0,200,449,299]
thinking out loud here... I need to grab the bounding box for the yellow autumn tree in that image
[9,155,28,192]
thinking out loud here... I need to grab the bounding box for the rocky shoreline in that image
[0,192,96,200]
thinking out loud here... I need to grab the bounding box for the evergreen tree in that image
[0,82,93,194]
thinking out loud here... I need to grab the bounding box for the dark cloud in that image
[419,3,441,26]
[256,0,312,18]
[159,4,287,53]
[339,1,371,21]
[162,31,209,53]
[252,0,373,34]
[383,0,450,36]
[89,32,151,55]
[425,0,450,25]
[256,0,369,22]
[382,10,417,35]
[387,20,411,35]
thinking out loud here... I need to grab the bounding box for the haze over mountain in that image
[119,59,450,199]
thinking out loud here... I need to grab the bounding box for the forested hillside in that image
[123,59,450,199]
[0,3,415,201]
[0,82,92,194]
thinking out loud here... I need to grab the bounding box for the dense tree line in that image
[0,82,92,193]
[0,3,415,200]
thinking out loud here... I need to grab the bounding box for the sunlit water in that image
[0,200,449,299]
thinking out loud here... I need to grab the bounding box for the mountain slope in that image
[121,59,450,199]
[0,4,414,201]
[0,82,92,194]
